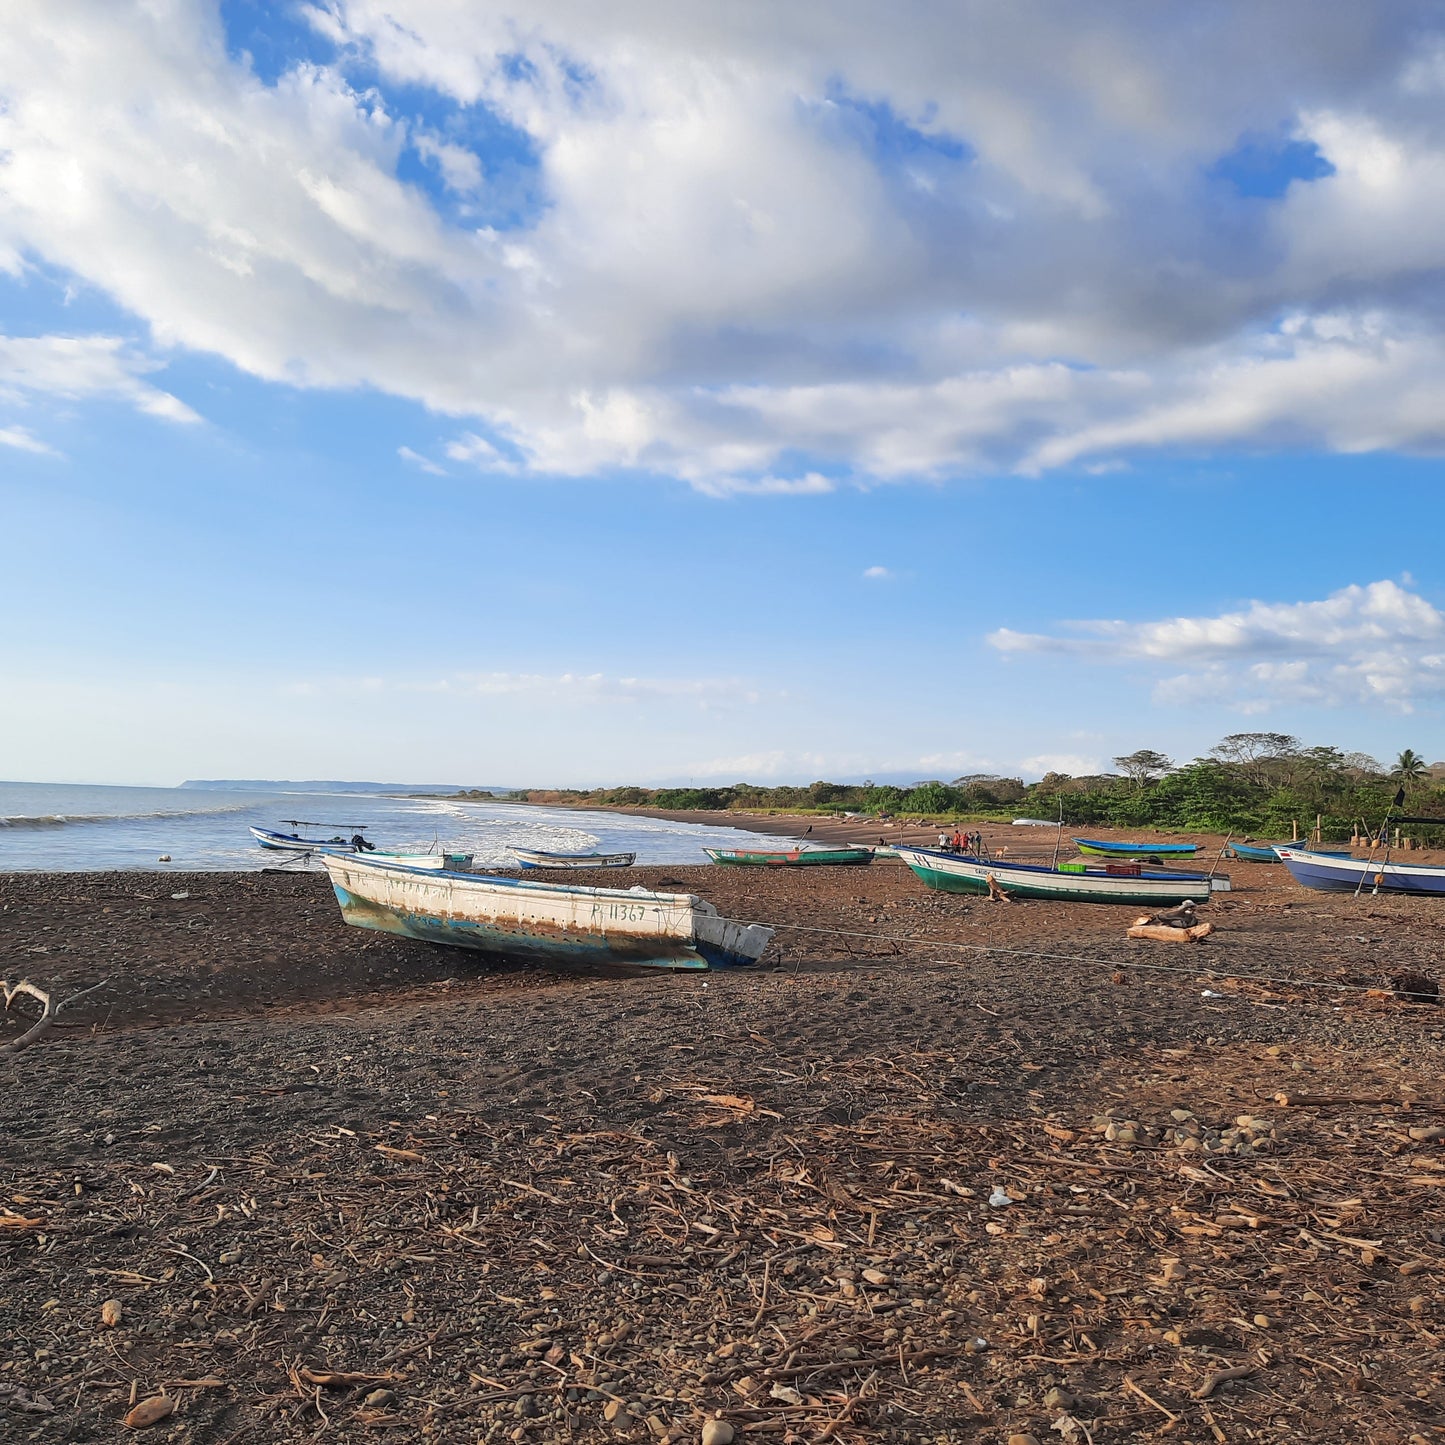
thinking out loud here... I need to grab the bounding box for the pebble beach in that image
[3,826,1444,1443]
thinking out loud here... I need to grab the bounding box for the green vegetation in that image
[500,734,1445,839]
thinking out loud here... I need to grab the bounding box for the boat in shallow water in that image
[1276,846,1445,896]
[703,845,873,866]
[321,852,773,969]
[1073,837,1198,859]
[511,847,636,869]
[896,845,1226,905]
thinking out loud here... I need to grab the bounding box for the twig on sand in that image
[1,978,108,1056]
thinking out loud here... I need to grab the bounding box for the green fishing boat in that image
[1073,836,1198,860]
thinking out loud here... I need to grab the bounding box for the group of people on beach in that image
[937,828,982,853]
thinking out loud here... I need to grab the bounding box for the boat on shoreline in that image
[321,853,773,969]
[1227,841,1350,863]
[1276,846,1445,896]
[511,847,636,869]
[703,845,874,866]
[1074,837,1198,860]
[896,845,1227,904]
[250,826,471,871]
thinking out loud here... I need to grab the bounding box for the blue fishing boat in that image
[1226,841,1349,862]
[1074,837,1198,859]
[321,852,773,969]
[1276,846,1445,896]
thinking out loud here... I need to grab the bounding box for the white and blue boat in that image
[1276,846,1445,896]
[320,852,773,970]
[510,847,636,869]
[251,825,470,871]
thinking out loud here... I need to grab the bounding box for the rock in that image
[862,1268,890,1286]
[1043,1386,1074,1411]
[1169,1108,1195,1122]
[646,1415,669,1438]
[603,1399,628,1423]
[100,1299,123,1327]
[701,1422,735,1445]
[1008,1435,1041,1445]
[124,1396,174,1428]
[769,1383,804,1406]
[364,1389,396,1408]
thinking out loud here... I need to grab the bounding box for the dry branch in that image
[1,977,108,1055]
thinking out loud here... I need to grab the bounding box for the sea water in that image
[0,781,797,872]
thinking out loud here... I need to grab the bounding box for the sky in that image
[3,0,1445,787]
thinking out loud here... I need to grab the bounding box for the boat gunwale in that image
[894,844,1214,882]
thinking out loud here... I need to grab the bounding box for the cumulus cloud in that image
[397,444,446,474]
[7,3,1445,486]
[990,580,1445,711]
[862,565,893,580]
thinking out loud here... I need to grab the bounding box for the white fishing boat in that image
[321,853,773,970]
[510,847,636,869]
[250,826,469,870]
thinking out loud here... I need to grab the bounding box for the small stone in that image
[364,1389,396,1408]
[1043,1386,1074,1411]
[603,1400,628,1423]
[219,1249,242,1265]
[100,1299,123,1328]
[1253,1314,1270,1329]
[701,1422,735,1445]
[124,1396,174,1428]
[1007,1436,1041,1445]
[646,1415,668,1438]
[1169,1108,1195,1122]
[862,1268,891,1286]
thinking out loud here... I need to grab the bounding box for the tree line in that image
[500,735,1444,838]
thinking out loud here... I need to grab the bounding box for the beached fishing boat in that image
[250,826,470,870]
[321,853,773,969]
[895,845,1226,904]
[1276,846,1445,896]
[1226,841,1350,863]
[1073,837,1198,859]
[511,847,636,869]
[703,845,874,866]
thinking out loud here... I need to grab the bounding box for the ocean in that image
[0,782,794,872]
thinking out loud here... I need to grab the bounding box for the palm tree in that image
[1391,748,1429,785]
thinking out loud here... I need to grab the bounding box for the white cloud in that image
[0,333,198,423]
[0,424,58,455]
[1019,752,1106,777]
[397,444,446,474]
[990,580,1445,712]
[284,669,764,707]
[862,565,893,580]
[7,4,1445,485]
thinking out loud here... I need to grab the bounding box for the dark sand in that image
[3,836,1444,1443]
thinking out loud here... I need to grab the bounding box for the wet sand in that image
[3,851,1444,1443]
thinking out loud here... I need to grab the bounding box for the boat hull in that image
[1276,847,1445,896]
[896,846,1224,905]
[251,825,351,853]
[511,849,636,869]
[321,854,773,970]
[1074,837,1198,859]
[704,846,873,866]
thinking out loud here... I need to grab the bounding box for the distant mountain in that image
[180,779,515,794]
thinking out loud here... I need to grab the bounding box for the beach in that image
[3,841,1444,1443]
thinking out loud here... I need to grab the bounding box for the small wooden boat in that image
[1276,846,1445,896]
[896,845,1227,905]
[1226,841,1350,863]
[511,848,636,869]
[1073,837,1198,859]
[321,853,773,969]
[250,826,469,871]
[703,845,874,866]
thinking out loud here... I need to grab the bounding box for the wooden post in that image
[1395,826,1401,849]
[1292,819,1299,841]
[1315,814,1322,846]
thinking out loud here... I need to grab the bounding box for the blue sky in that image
[3,2,1444,786]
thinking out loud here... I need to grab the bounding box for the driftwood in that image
[1127,922,1214,943]
[1,978,108,1056]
